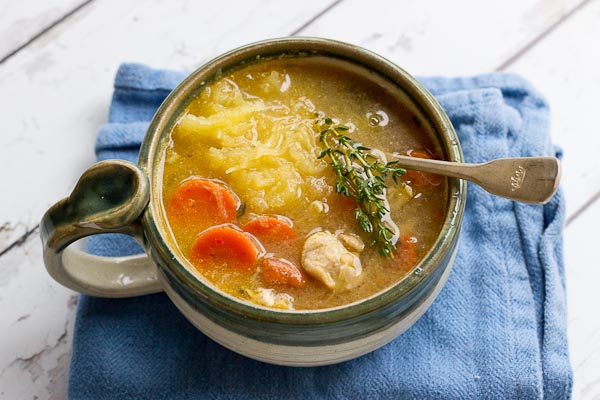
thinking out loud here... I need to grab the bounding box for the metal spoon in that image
[389,154,561,204]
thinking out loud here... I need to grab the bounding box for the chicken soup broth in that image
[161,56,448,310]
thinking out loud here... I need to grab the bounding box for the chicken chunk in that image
[246,288,295,310]
[337,233,365,253]
[301,231,363,291]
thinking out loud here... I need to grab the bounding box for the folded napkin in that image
[69,63,572,399]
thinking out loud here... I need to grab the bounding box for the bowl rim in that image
[138,37,466,324]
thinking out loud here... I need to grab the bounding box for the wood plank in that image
[0,0,90,62]
[0,0,336,251]
[564,199,600,400]
[0,239,75,400]
[506,0,600,222]
[298,0,583,75]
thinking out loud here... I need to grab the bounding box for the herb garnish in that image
[316,117,406,257]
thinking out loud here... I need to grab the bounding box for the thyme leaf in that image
[315,117,406,257]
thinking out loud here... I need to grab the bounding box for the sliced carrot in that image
[190,226,259,271]
[262,257,305,288]
[167,179,239,230]
[405,149,443,186]
[242,216,298,243]
[396,234,419,270]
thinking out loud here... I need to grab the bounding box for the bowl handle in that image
[40,160,163,297]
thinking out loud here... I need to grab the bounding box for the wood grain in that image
[507,0,600,222]
[564,200,600,400]
[0,0,91,62]
[298,0,583,75]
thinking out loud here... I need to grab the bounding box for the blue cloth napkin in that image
[69,63,572,399]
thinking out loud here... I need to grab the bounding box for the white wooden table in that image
[1,1,599,398]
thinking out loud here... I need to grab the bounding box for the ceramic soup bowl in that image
[41,37,465,366]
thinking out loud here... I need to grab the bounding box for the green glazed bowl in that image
[41,37,466,366]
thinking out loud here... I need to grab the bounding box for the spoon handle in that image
[390,155,561,204]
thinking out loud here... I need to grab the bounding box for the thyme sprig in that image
[316,117,406,257]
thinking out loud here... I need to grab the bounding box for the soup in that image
[160,56,447,310]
